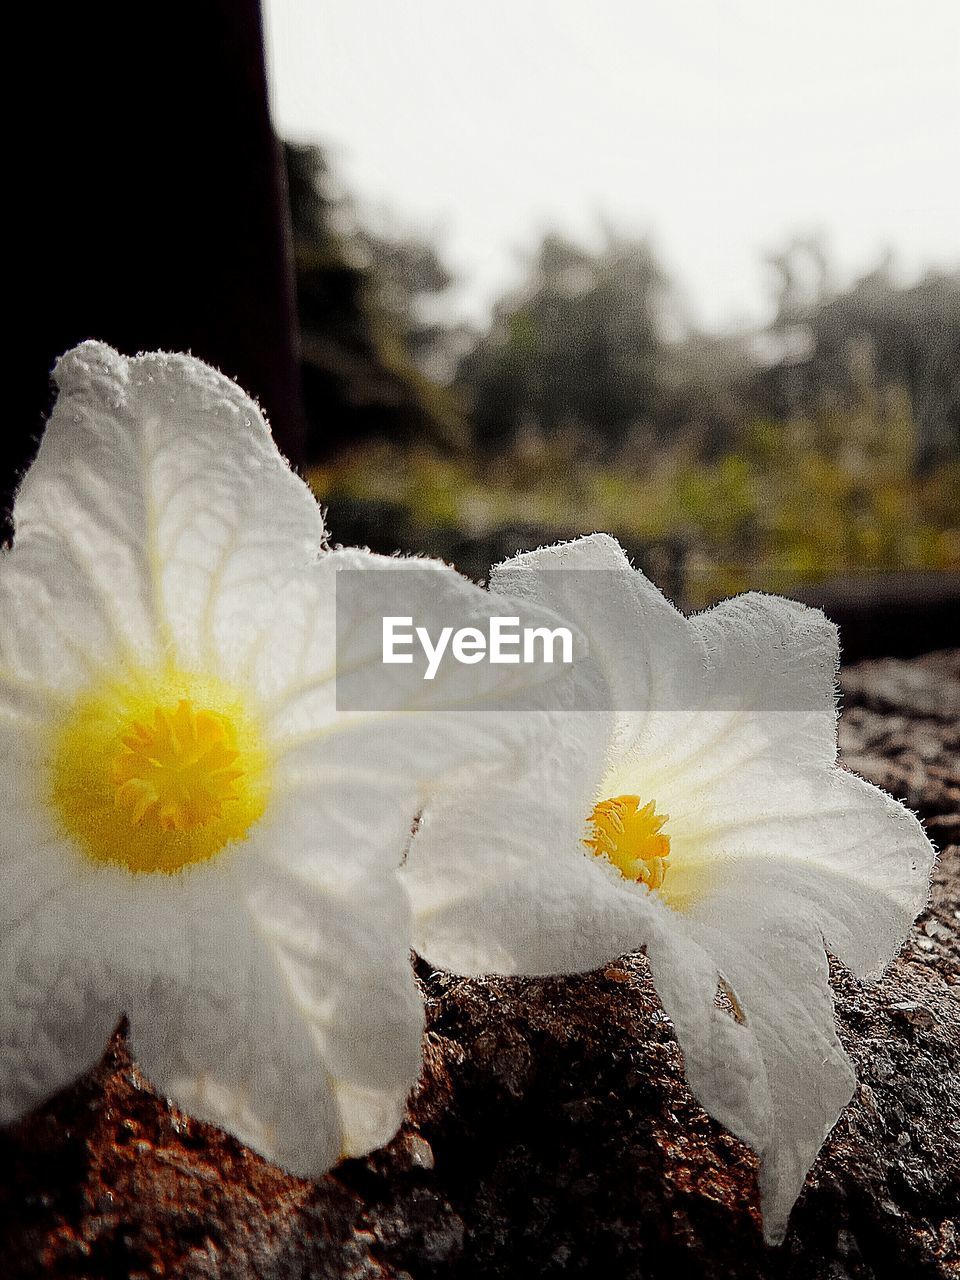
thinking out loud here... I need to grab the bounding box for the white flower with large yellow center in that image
[402,533,935,1243]
[0,341,573,1174]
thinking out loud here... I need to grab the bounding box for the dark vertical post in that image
[6,0,305,539]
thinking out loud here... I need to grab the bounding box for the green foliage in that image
[312,397,959,606]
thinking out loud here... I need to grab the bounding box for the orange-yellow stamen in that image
[50,668,269,874]
[584,794,670,891]
[112,700,244,833]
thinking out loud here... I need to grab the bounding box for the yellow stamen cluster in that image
[112,700,244,832]
[584,794,670,891]
[50,668,269,874]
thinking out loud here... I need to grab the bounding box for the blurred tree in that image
[459,232,677,452]
[766,234,832,323]
[284,144,465,458]
[352,225,470,384]
[460,228,958,470]
[811,270,960,468]
[760,239,960,466]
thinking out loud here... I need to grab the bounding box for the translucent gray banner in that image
[335,567,838,714]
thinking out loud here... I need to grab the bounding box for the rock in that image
[3,652,959,1279]
[839,651,960,848]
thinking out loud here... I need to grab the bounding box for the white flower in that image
[0,341,573,1175]
[402,533,935,1242]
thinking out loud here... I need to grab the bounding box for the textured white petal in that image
[673,766,934,977]
[0,838,335,1166]
[644,923,772,1154]
[685,873,857,1244]
[0,543,121,705]
[0,861,121,1123]
[0,719,91,954]
[7,341,324,687]
[403,692,615,970]
[0,816,421,1174]
[491,533,698,717]
[127,896,346,1174]
[603,593,840,818]
[125,826,424,1169]
[688,591,840,766]
[492,539,842,804]
[407,776,640,975]
[245,793,424,1156]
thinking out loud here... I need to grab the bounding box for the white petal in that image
[491,533,698,716]
[644,923,772,1154]
[82,835,421,1172]
[673,766,934,977]
[127,894,346,1174]
[123,826,423,1170]
[406,774,644,975]
[492,542,842,811]
[244,806,424,1157]
[605,593,839,816]
[0,536,125,702]
[491,538,828,823]
[0,721,89,947]
[402,671,617,972]
[1,785,423,1172]
[7,341,325,687]
[0,865,120,1123]
[684,873,858,1244]
[689,591,840,767]
[0,844,342,1168]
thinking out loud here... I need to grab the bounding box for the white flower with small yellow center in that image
[0,341,570,1174]
[402,533,935,1243]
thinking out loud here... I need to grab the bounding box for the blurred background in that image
[265,0,959,654]
[10,1,959,658]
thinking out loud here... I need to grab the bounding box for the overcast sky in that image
[263,0,959,331]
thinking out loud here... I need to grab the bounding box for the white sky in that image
[263,0,960,332]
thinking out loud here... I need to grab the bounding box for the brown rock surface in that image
[2,652,958,1279]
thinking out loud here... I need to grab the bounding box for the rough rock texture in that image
[2,652,958,1279]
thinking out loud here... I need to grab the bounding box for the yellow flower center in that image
[584,794,670,891]
[50,669,269,874]
[113,700,244,832]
